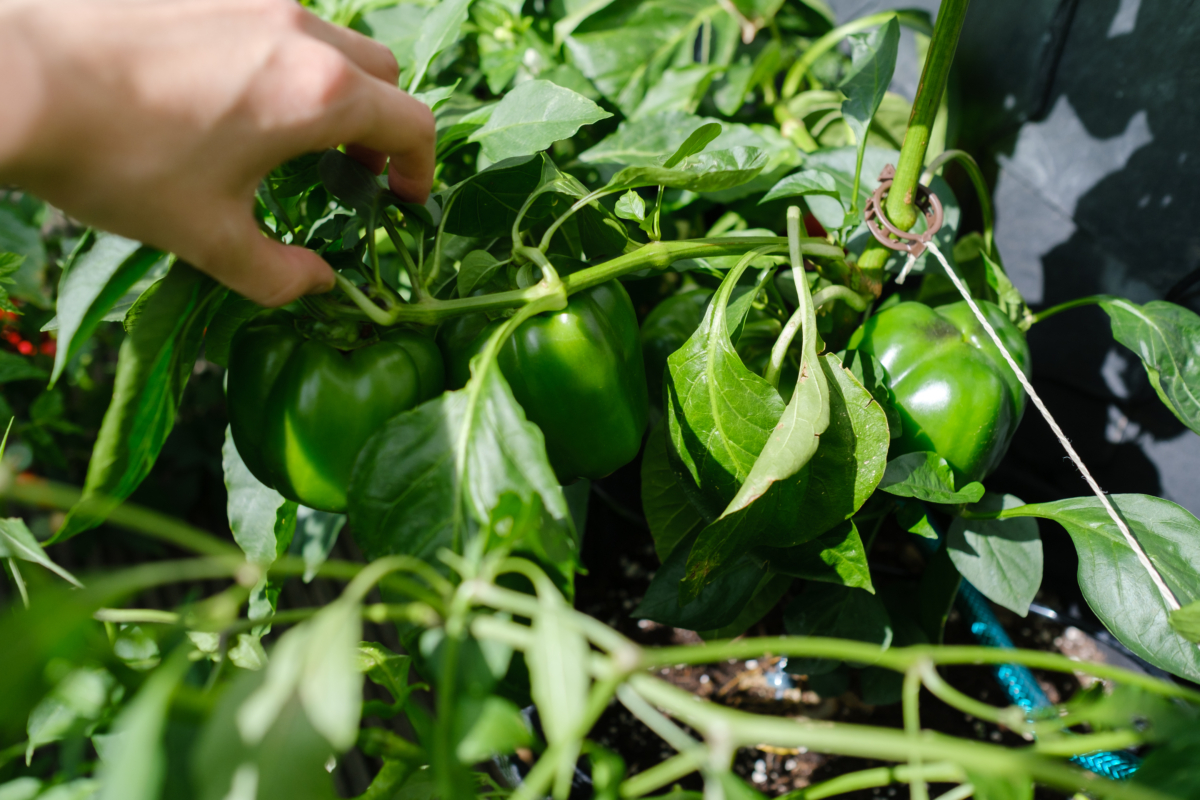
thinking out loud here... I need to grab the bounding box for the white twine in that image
[924,240,1182,613]
[895,252,918,285]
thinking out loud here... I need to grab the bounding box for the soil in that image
[570,454,1151,799]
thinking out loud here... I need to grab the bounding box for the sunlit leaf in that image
[877,451,985,505]
[947,494,1042,616]
[467,80,611,162]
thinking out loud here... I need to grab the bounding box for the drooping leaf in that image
[683,353,888,595]
[663,122,723,168]
[203,293,261,369]
[947,494,1042,617]
[762,520,874,593]
[641,422,706,562]
[696,572,793,640]
[25,668,117,765]
[842,349,900,438]
[1100,297,1200,436]
[49,233,165,387]
[877,451,985,505]
[318,148,385,218]
[53,264,227,541]
[607,147,768,194]
[0,518,82,587]
[1004,494,1200,681]
[666,256,785,509]
[467,80,612,162]
[347,334,578,582]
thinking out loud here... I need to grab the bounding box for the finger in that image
[311,65,436,203]
[294,6,400,86]
[193,216,336,308]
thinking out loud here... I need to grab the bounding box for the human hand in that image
[0,0,434,307]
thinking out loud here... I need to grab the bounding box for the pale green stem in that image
[381,213,426,301]
[1032,294,1115,324]
[932,785,975,800]
[919,662,1034,734]
[95,608,180,625]
[6,558,29,609]
[780,763,965,800]
[904,665,929,800]
[538,187,613,252]
[813,284,872,311]
[619,750,706,798]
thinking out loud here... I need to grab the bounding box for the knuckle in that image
[291,42,356,113]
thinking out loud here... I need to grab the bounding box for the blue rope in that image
[955,572,1142,779]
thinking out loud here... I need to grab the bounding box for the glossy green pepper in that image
[441,280,649,483]
[847,300,1031,482]
[227,312,444,513]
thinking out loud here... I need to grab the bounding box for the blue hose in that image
[954,581,1142,779]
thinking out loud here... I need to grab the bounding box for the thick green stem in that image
[1032,294,1115,324]
[885,0,970,230]
[812,284,872,311]
[904,665,929,800]
[382,213,426,301]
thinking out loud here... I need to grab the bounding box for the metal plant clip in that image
[863,164,945,258]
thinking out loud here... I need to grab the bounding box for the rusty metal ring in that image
[863,170,944,258]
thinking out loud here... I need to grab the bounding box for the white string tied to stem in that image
[923,240,1182,613]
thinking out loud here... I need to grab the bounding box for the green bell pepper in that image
[441,280,649,483]
[227,311,444,512]
[847,299,1031,482]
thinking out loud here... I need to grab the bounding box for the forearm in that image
[0,4,45,183]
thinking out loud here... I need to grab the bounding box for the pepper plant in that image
[3,0,1200,799]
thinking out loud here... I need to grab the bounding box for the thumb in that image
[193,218,336,308]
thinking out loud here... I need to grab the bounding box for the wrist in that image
[0,4,47,183]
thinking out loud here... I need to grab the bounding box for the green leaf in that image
[318,148,385,218]
[292,506,345,583]
[877,451,985,505]
[1005,494,1200,681]
[456,250,504,297]
[966,770,1033,800]
[607,147,767,194]
[0,518,82,587]
[0,252,24,313]
[0,208,48,308]
[441,154,552,238]
[981,251,1032,329]
[413,81,460,112]
[696,572,793,640]
[407,0,472,92]
[223,428,298,626]
[783,582,893,670]
[528,595,589,748]
[54,264,227,542]
[663,122,722,168]
[665,257,785,509]
[635,529,771,631]
[630,65,720,120]
[203,293,261,369]
[347,337,578,582]
[49,232,165,386]
[1132,730,1200,799]
[25,667,117,765]
[614,190,647,223]
[96,650,190,800]
[564,0,711,115]
[467,80,611,163]
[237,598,363,751]
[759,169,840,204]
[1100,297,1200,436]
[1170,600,1200,643]
[193,669,339,800]
[683,354,888,594]
[0,778,41,800]
[0,351,46,384]
[947,494,1042,617]
[842,349,901,439]
[761,520,874,593]
[357,643,420,710]
[838,17,900,152]
[456,696,532,762]
[641,422,706,562]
